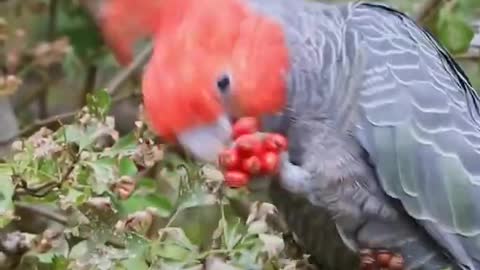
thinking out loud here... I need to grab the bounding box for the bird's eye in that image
[216,73,231,94]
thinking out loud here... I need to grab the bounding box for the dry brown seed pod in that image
[123,210,154,235]
[360,257,375,270]
[359,249,375,270]
[111,176,136,200]
[86,197,113,211]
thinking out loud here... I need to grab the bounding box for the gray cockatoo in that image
[98,0,480,269]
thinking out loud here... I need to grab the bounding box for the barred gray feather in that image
[249,1,480,269]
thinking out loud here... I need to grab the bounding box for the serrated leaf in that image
[87,89,112,118]
[64,188,90,206]
[85,158,116,193]
[119,158,138,176]
[121,255,149,270]
[119,194,172,216]
[69,240,89,259]
[177,189,217,211]
[63,124,102,150]
[36,252,56,264]
[35,239,69,264]
[125,233,150,256]
[164,228,196,246]
[52,256,69,270]
[104,133,137,157]
[37,159,59,182]
[156,244,192,261]
[136,177,157,190]
[224,218,243,251]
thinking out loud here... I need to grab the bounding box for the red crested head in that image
[100,0,290,162]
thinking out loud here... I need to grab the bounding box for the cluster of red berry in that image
[218,117,288,188]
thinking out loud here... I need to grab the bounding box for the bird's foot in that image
[277,152,312,195]
[359,249,404,270]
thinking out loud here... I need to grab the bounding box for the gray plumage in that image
[246,0,480,269]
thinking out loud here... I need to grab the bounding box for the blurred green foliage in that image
[0,90,302,269]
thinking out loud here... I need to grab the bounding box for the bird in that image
[98,0,480,269]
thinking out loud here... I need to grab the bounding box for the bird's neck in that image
[259,2,364,135]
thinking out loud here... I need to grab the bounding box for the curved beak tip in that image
[177,116,232,164]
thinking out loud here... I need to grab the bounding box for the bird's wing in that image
[351,3,480,268]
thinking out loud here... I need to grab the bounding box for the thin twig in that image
[17,180,59,196]
[105,44,152,95]
[14,81,49,114]
[14,201,68,225]
[15,148,79,198]
[455,51,480,61]
[81,64,98,106]
[225,194,289,233]
[47,0,58,41]
[38,0,59,119]
[18,111,77,137]
[78,0,152,95]
[17,91,141,138]
[415,0,444,25]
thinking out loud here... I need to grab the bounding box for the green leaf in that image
[104,133,137,157]
[52,256,69,270]
[87,89,112,119]
[37,159,60,182]
[36,252,56,264]
[119,158,138,176]
[63,124,105,150]
[136,177,157,190]
[125,233,150,256]
[64,187,90,206]
[156,244,192,261]
[152,228,198,262]
[224,218,243,251]
[85,158,116,193]
[119,194,172,216]
[69,240,89,259]
[0,167,14,228]
[177,189,217,211]
[121,255,149,270]
[436,8,475,54]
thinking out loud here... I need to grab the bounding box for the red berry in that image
[376,251,392,268]
[263,133,288,153]
[260,151,280,174]
[232,117,259,139]
[218,148,240,170]
[235,134,263,157]
[242,156,262,175]
[224,171,250,188]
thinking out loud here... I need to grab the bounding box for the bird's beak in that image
[177,115,232,164]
